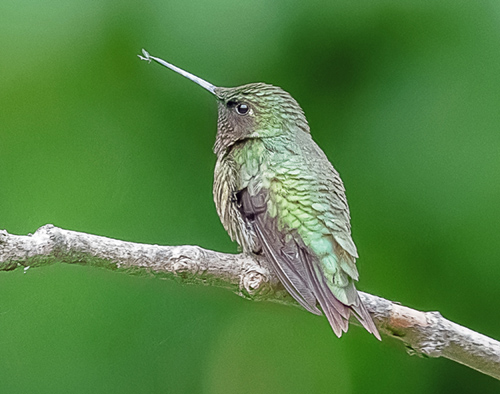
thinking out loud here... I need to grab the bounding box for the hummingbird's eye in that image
[236,103,249,115]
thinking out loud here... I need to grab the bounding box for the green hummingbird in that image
[139,49,380,340]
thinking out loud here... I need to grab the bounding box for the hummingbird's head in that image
[213,83,310,155]
[138,50,310,156]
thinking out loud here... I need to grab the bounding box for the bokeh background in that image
[2,0,500,392]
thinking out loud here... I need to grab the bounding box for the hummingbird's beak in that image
[138,49,217,96]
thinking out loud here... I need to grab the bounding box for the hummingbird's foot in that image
[138,48,151,63]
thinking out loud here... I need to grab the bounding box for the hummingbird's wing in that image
[238,186,379,339]
[237,188,322,316]
[237,187,355,336]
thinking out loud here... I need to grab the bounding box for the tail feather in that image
[302,248,349,337]
[351,296,381,340]
[301,244,381,339]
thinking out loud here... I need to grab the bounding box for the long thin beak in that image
[138,49,217,95]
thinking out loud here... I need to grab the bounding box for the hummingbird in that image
[139,49,380,340]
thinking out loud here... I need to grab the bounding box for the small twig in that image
[1,225,499,380]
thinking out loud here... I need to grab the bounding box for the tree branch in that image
[1,224,499,380]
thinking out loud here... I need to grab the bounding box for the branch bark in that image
[1,224,499,380]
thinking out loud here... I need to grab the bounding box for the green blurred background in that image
[1,0,500,392]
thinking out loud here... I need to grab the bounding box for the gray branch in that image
[1,224,499,380]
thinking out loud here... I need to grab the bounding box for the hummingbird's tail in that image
[304,253,381,340]
[350,294,381,340]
